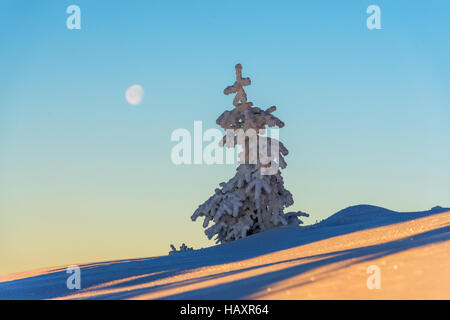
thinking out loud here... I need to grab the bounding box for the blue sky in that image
[1,0,449,274]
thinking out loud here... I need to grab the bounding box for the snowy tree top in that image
[223,63,253,109]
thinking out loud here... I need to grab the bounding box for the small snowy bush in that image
[169,243,193,255]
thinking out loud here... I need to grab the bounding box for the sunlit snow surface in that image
[1,205,449,299]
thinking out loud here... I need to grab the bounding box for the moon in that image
[125,85,144,105]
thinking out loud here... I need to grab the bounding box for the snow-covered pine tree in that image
[191,64,308,243]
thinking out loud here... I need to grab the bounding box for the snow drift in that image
[0,204,449,299]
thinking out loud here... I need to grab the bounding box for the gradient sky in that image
[1,0,449,275]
